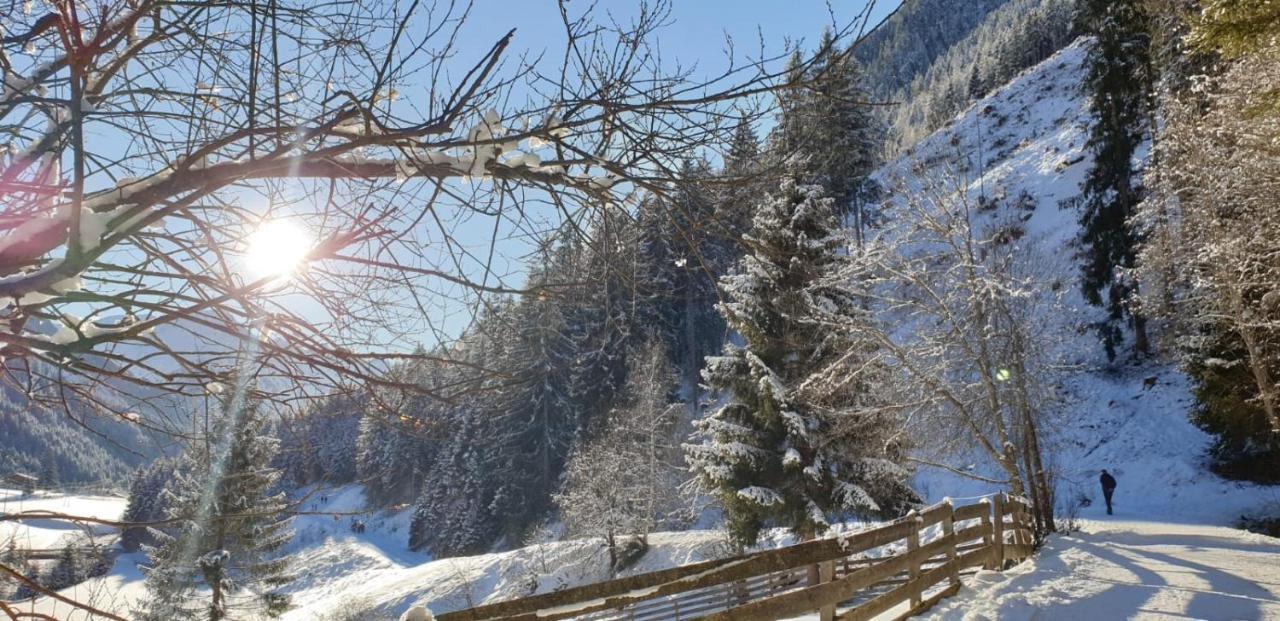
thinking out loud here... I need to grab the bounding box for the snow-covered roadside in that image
[923,518,1280,620]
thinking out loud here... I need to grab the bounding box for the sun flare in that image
[245,219,312,279]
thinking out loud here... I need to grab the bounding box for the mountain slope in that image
[870,38,1275,524]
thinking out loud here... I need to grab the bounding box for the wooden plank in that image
[955,546,991,571]
[941,503,959,588]
[435,556,740,621]
[953,523,989,544]
[889,581,962,621]
[1006,543,1035,561]
[992,494,1006,570]
[819,560,836,621]
[914,500,955,529]
[906,515,922,607]
[837,557,956,621]
[689,538,950,621]
[952,503,989,522]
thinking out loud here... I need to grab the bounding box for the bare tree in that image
[818,171,1066,534]
[554,336,688,573]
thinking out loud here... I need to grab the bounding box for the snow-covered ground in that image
[925,517,1280,620]
[0,487,125,550]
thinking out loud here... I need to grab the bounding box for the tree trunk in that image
[1133,312,1151,357]
[685,271,700,415]
[1236,294,1280,436]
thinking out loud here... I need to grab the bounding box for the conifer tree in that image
[45,545,81,591]
[2,539,35,599]
[409,410,495,556]
[716,119,764,244]
[121,458,178,552]
[686,171,915,548]
[139,393,293,621]
[774,32,880,229]
[1077,0,1155,360]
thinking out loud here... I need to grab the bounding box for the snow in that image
[923,519,1280,620]
[0,488,126,551]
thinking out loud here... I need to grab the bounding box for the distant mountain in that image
[853,0,1078,153]
[853,0,1012,99]
[0,372,153,487]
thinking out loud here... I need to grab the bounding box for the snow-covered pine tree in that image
[1077,0,1155,360]
[409,409,495,556]
[714,119,763,245]
[634,160,729,410]
[483,257,581,541]
[138,392,293,621]
[121,458,178,552]
[686,172,916,548]
[44,545,81,591]
[2,539,35,599]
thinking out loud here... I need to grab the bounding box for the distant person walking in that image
[1100,469,1117,515]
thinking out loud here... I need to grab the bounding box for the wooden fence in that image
[438,493,1036,621]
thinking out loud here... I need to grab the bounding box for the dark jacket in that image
[1100,472,1117,491]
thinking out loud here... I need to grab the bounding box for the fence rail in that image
[439,493,1036,621]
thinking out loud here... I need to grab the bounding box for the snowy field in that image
[0,488,126,551]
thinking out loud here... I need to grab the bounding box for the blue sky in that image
[459,1,902,77]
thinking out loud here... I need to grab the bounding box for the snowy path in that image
[923,519,1280,620]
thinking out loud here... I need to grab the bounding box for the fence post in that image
[941,500,959,587]
[819,560,836,621]
[980,497,994,570]
[1012,498,1027,550]
[992,493,1006,570]
[907,511,923,608]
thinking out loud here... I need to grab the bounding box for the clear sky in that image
[459,1,903,77]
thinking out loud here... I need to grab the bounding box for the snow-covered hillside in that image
[13,485,739,620]
[871,38,1277,525]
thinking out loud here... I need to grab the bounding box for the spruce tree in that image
[2,539,35,599]
[121,458,177,552]
[715,119,763,244]
[409,410,494,556]
[1077,0,1155,360]
[778,33,880,220]
[686,172,915,548]
[139,394,293,621]
[45,545,81,591]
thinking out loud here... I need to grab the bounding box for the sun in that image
[244,219,312,280]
